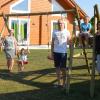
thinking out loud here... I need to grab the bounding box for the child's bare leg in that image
[18,63,22,71]
[79,34,82,46]
[85,34,89,46]
[21,66,24,71]
[20,62,24,71]
[18,61,23,72]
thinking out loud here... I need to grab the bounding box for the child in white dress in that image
[17,48,30,71]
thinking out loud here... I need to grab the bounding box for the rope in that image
[27,15,30,49]
[47,14,50,51]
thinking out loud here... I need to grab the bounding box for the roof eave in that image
[57,0,88,19]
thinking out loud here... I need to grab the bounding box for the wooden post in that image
[0,23,6,52]
[95,4,100,21]
[66,18,75,94]
[66,41,74,94]
[0,23,6,36]
[90,4,100,98]
[90,27,96,98]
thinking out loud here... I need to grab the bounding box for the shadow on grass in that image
[72,65,88,70]
[0,68,100,100]
[0,79,100,100]
[0,68,57,86]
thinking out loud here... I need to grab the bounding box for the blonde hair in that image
[58,19,66,29]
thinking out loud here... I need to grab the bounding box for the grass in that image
[0,49,100,100]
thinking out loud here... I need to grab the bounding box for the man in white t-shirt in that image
[51,19,71,88]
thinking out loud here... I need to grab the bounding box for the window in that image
[10,18,30,45]
[11,20,19,40]
[10,0,31,13]
[53,22,59,30]
[10,0,30,45]
[52,0,67,17]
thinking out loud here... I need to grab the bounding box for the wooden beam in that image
[0,9,75,17]
[73,53,82,57]
[72,57,92,60]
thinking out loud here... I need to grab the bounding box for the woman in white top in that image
[51,19,71,88]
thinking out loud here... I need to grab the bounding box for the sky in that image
[74,0,100,18]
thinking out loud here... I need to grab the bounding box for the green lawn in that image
[0,49,100,100]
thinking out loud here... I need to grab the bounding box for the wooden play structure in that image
[90,4,100,98]
[0,4,100,98]
[66,4,100,98]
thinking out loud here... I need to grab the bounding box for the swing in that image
[46,14,54,60]
[16,15,30,48]
[16,15,30,67]
[0,24,5,51]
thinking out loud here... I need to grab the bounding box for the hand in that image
[0,43,2,46]
[47,53,54,60]
[15,49,18,55]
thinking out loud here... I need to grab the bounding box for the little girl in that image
[17,48,30,71]
[95,21,100,74]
